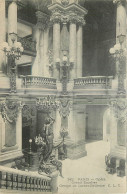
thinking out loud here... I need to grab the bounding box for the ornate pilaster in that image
[0,0,6,74]
[59,98,73,138]
[117,55,126,94]
[0,99,24,162]
[109,98,127,147]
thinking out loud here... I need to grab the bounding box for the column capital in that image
[36,11,50,30]
[113,0,125,6]
[7,0,21,5]
[50,13,61,24]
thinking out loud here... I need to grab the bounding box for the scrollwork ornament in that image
[109,98,127,123]
[50,14,61,24]
[0,100,19,123]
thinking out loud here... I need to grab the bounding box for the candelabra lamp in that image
[29,139,32,153]
[36,96,59,111]
[57,52,74,95]
[109,34,126,94]
[1,32,24,92]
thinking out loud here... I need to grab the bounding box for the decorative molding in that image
[8,56,17,93]
[0,100,21,123]
[109,98,127,123]
[59,98,72,117]
[22,105,33,127]
[49,3,87,26]
[36,11,50,30]
[61,0,69,6]
[59,98,73,136]
[117,56,126,94]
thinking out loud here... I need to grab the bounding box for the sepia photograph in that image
[0,0,126,193]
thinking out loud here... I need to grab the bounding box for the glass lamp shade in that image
[56,58,60,63]
[70,58,74,63]
[14,41,22,48]
[1,42,8,50]
[20,47,24,52]
[114,43,121,51]
[9,32,17,43]
[117,34,125,44]
[109,47,115,54]
[63,56,68,62]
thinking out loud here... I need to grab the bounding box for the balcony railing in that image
[0,165,51,192]
[21,76,57,89]
[17,36,36,54]
[74,76,113,89]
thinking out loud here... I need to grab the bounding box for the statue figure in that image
[38,116,63,177]
[43,116,55,162]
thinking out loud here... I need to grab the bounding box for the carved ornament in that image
[0,100,20,123]
[59,98,73,117]
[109,98,127,123]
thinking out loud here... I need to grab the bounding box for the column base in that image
[0,150,23,166]
[50,170,59,193]
[110,145,126,159]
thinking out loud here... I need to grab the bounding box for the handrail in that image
[74,76,113,89]
[21,76,57,89]
[0,165,51,192]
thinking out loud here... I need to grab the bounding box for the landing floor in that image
[58,140,126,194]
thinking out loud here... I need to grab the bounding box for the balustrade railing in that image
[74,76,113,89]
[17,36,36,53]
[21,76,57,89]
[0,166,51,192]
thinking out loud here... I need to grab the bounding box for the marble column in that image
[109,99,126,159]
[0,0,6,74]
[69,22,77,79]
[8,0,18,46]
[53,21,60,79]
[113,0,126,92]
[32,25,41,76]
[43,27,50,77]
[77,24,83,78]
[115,0,126,42]
[40,29,44,76]
[16,108,22,151]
